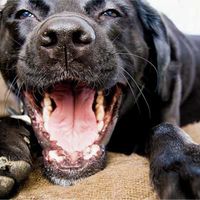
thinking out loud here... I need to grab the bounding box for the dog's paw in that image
[0,118,33,198]
[150,123,200,199]
[0,157,31,198]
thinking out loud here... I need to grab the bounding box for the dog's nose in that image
[38,16,95,55]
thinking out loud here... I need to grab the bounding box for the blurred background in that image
[149,0,200,34]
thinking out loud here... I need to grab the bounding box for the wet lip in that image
[24,81,122,168]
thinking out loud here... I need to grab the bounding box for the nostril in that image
[40,31,58,47]
[72,30,93,46]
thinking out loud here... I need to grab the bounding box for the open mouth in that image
[24,81,122,184]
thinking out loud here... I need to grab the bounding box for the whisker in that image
[7,32,23,47]
[115,51,158,76]
[120,67,151,118]
[119,72,142,114]
[4,75,19,115]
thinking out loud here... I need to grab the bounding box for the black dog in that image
[1,0,200,198]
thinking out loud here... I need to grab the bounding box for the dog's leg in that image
[150,123,200,199]
[0,118,32,198]
[161,73,182,125]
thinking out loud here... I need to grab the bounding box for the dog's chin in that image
[23,80,122,185]
[43,149,106,186]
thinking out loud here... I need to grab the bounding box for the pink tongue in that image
[45,85,98,153]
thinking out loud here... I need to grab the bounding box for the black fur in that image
[1,0,200,198]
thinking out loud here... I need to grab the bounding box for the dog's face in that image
[0,0,169,185]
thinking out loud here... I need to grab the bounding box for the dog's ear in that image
[133,0,171,101]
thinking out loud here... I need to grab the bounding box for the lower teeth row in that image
[48,144,100,162]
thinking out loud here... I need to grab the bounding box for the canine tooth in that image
[98,121,104,132]
[44,94,52,107]
[43,94,52,122]
[47,105,53,112]
[96,106,105,121]
[98,91,103,96]
[95,104,100,110]
[43,107,50,122]
[96,91,104,105]
[43,107,50,117]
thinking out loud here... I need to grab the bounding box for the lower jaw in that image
[43,149,107,186]
[27,106,109,185]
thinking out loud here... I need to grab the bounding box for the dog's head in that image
[0,0,170,185]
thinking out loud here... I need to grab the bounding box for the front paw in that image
[150,123,200,199]
[0,157,31,198]
[0,118,32,198]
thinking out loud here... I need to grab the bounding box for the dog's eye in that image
[100,9,121,19]
[15,10,35,20]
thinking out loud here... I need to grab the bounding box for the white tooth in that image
[96,91,104,105]
[84,147,91,154]
[83,145,100,160]
[91,145,100,155]
[84,154,93,160]
[49,150,65,162]
[98,121,104,132]
[96,91,105,122]
[49,150,57,159]
[44,122,48,131]
[83,147,92,160]
[43,107,50,122]
[44,94,52,107]
[96,106,105,121]
[43,94,53,123]
[47,105,53,112]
